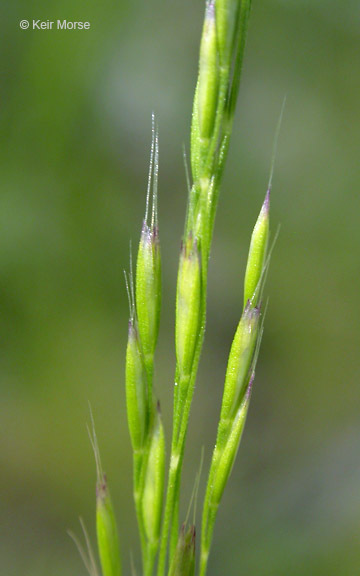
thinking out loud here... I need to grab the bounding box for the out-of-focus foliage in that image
[1,1,360,575]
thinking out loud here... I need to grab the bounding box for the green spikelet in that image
[169,524,196,576]
[88,413,122,576]
[136,223,161,370]
[175,234,201,379]
[211,378,253,506]
[96,476,122,576]
[215,0,239,64]
[142,403,166,546]
[243,190,270,309]
[136,120,161,375]
[126,318,149,452]
[198,0,219,142]
[200,300,263,575]
[220,304,260,424]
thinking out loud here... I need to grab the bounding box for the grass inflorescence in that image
[73,1,278,574]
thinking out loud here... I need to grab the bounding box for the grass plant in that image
[74,1,277,574]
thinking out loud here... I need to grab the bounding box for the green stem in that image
[169,478,180,563]
[168,376,197,567]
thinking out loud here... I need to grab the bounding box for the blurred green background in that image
[1,1,360,574]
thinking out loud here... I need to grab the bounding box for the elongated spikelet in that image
[89,417,122,576]
[136,222,161,370]
[175,235,201,379]
[142,403,165,546]
[169,524,196,576]
[215,0,239,64]
[96,476,122,576]
[211,381,252,505]
[136,116,161,376]
[220,304,260,423]
[198,0,219,142]
[126,319,149,451]
[243,190,270,309]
